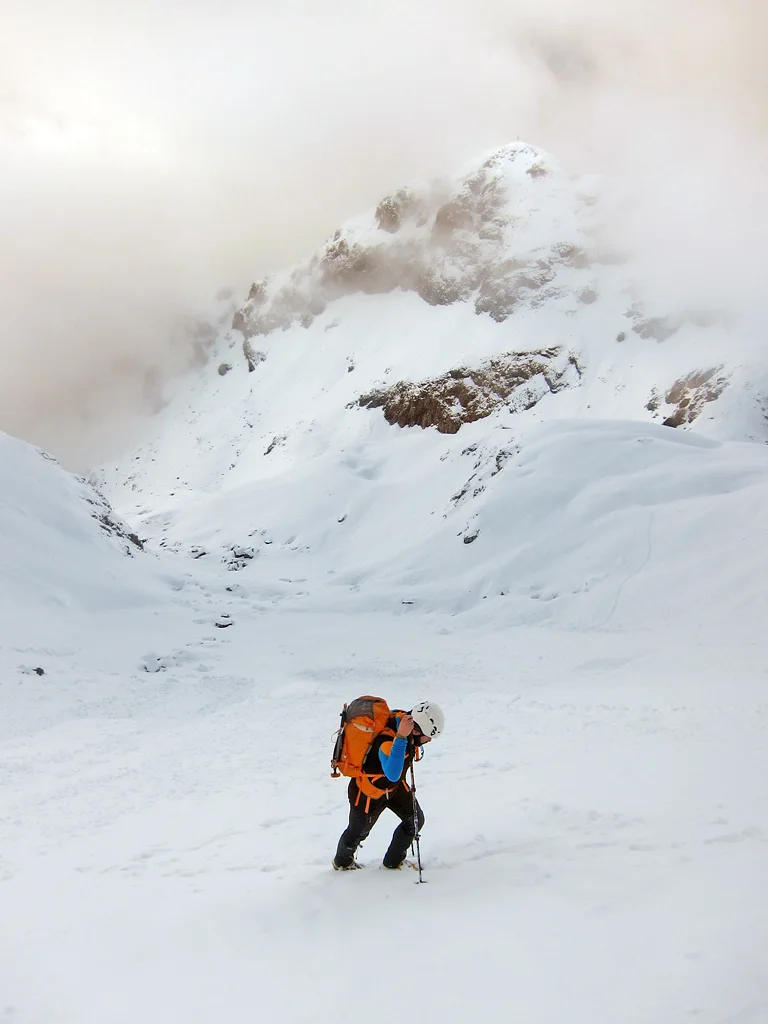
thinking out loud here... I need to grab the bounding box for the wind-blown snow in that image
[2,143,768,1024]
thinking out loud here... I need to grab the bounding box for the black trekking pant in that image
[335,779,425,868]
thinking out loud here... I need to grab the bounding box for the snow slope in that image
[0,432,150,631]
[2,143,768,1024]
[2,585,768,1024]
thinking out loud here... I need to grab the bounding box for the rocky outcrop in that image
[646,368,729,427]
[356,347,582,433]
[82,485,144,553]
[242,339,266,372]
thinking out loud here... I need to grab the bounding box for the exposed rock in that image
[243,340,266,372]
[647,368,729,428]
[474,277,520,322]
[662,369,729,427]
[264,434,287,455]
[225,545,255,571]
[474,259,561,321]
[517,262,557,290]
[231,308,249,333]
[83,486,144,554]
[375,188,418,233]
[248,280,268,303]
[232,545,254,560]
[233,280,325,337]
[357,347,582,433]
[416,267,474,307]
[376,196,401,233]
[450,442,522,509]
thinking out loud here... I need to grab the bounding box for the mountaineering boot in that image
[333,859,363,871]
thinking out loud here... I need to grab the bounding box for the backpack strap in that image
[354,774,397,812]
[355,727,399,805]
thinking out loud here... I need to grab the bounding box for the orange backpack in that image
[331,696,407,803]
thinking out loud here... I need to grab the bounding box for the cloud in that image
[1,0,766,467]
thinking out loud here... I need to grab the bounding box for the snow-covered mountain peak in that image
[233,142,602,341]
[93,139,768,624]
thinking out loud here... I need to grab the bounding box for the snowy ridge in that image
[0,432,149,624]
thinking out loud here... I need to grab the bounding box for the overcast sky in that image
[2,0,766,466]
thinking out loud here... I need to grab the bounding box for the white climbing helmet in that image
[411,701,445,739]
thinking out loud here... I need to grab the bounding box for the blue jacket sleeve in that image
[379,734,407,782]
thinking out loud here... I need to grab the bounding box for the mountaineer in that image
[331,699,445,870]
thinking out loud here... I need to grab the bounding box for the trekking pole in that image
[409,763,426,884]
